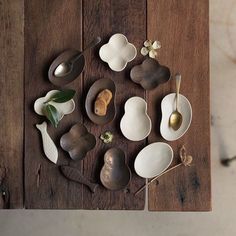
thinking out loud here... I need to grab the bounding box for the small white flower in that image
[140,39,161,58]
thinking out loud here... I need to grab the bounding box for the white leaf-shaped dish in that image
[99,33,137,72]
[120,97,152,141]
[34,90,75,120]
[134,142,173,178]
[160,93,192,141]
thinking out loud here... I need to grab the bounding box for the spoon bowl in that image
[54,62,72,78]
[169,110,183,131]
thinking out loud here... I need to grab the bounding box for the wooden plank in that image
[24,0,84,209]
[0,0,24,209]
[147,0,211,211]
[82,0,146,210]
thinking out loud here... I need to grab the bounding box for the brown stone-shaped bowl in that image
[100,148,131,191]
[85,78,116,125]
[48,49,85,87]
[130,58,171,90]
[60,122,96,161]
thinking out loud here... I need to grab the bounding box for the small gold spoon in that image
[169,73,183,131]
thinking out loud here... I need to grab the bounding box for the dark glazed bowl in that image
[60,122,96,161]
[130,58,171,90]
[48,49,85,86]
[100,148,131,191]
[85,78,116,125]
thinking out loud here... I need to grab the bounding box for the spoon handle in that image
[175,73,181,111]
[134,163,183,196]
[70,36,101,64]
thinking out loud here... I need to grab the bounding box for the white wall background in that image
[1,0,236,235]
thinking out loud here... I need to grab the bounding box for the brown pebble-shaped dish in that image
[130,58,171,90]
[60,122,96,161]
[85,78,116,125]
[100,148,131,191]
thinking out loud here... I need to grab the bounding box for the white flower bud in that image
[149,50,157,58]
[144,40,152,47]
[152,40,161,49]
[141,47,149,56]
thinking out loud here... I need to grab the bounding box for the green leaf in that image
[48,89,76,103]
[43,104,60,128]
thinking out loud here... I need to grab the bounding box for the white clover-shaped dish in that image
[34,90,75,120]
[99,33,137,72]
[120,96,152,141]
[160,93,192,141]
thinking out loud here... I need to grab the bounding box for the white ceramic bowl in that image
[134,142,173,178]
[120,97,152,141]
[99,33,137,72]
[34,90,75,120]
[160,93,192,141]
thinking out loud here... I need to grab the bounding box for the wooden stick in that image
[134,163,183,196]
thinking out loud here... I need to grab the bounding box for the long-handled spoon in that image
[134,145,192,196]
[169,73,183,131]
[54,36,101,78]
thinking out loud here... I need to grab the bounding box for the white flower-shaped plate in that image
[34,90,75,120]
[134,142,173,178]
[120,96,152,141]
[160,93,192,141]
[99,33,137,72]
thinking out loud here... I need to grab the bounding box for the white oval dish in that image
[160,93,192,141]
[34,90,75,120]
[134,142,173,178]
[99,33,137,72]
[120,96,152,141]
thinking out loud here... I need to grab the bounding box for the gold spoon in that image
[169,73,183,131]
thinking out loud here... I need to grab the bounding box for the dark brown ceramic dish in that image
[60,122,96,161]
[130,58,171,90]
[100,148,131,191]
[85,78,116,125]
[48,49,85,86]
[60,165,98,193]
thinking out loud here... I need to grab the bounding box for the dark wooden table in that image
[0,0,210,210]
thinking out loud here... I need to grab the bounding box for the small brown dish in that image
[60,122,96,161]
[130,58,171,90]
[48,49,85,86]
[100,148,131,191]
[85,78,116,125]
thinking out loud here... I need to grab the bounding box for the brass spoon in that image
[169,73,183,130]
[54,36,101,78]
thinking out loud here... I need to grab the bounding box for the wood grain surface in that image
[0,0,24,209]
[82,0,146,210]
[1,0,210,210]
[24,0,84,209]
[147,0,211,211]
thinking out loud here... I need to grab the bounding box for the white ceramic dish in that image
[160,93,192,141]
[99,33,137,72]
[34,90,75,120]
[134,142,173,178]
[120,96,152,141]
[36,122,58,164]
